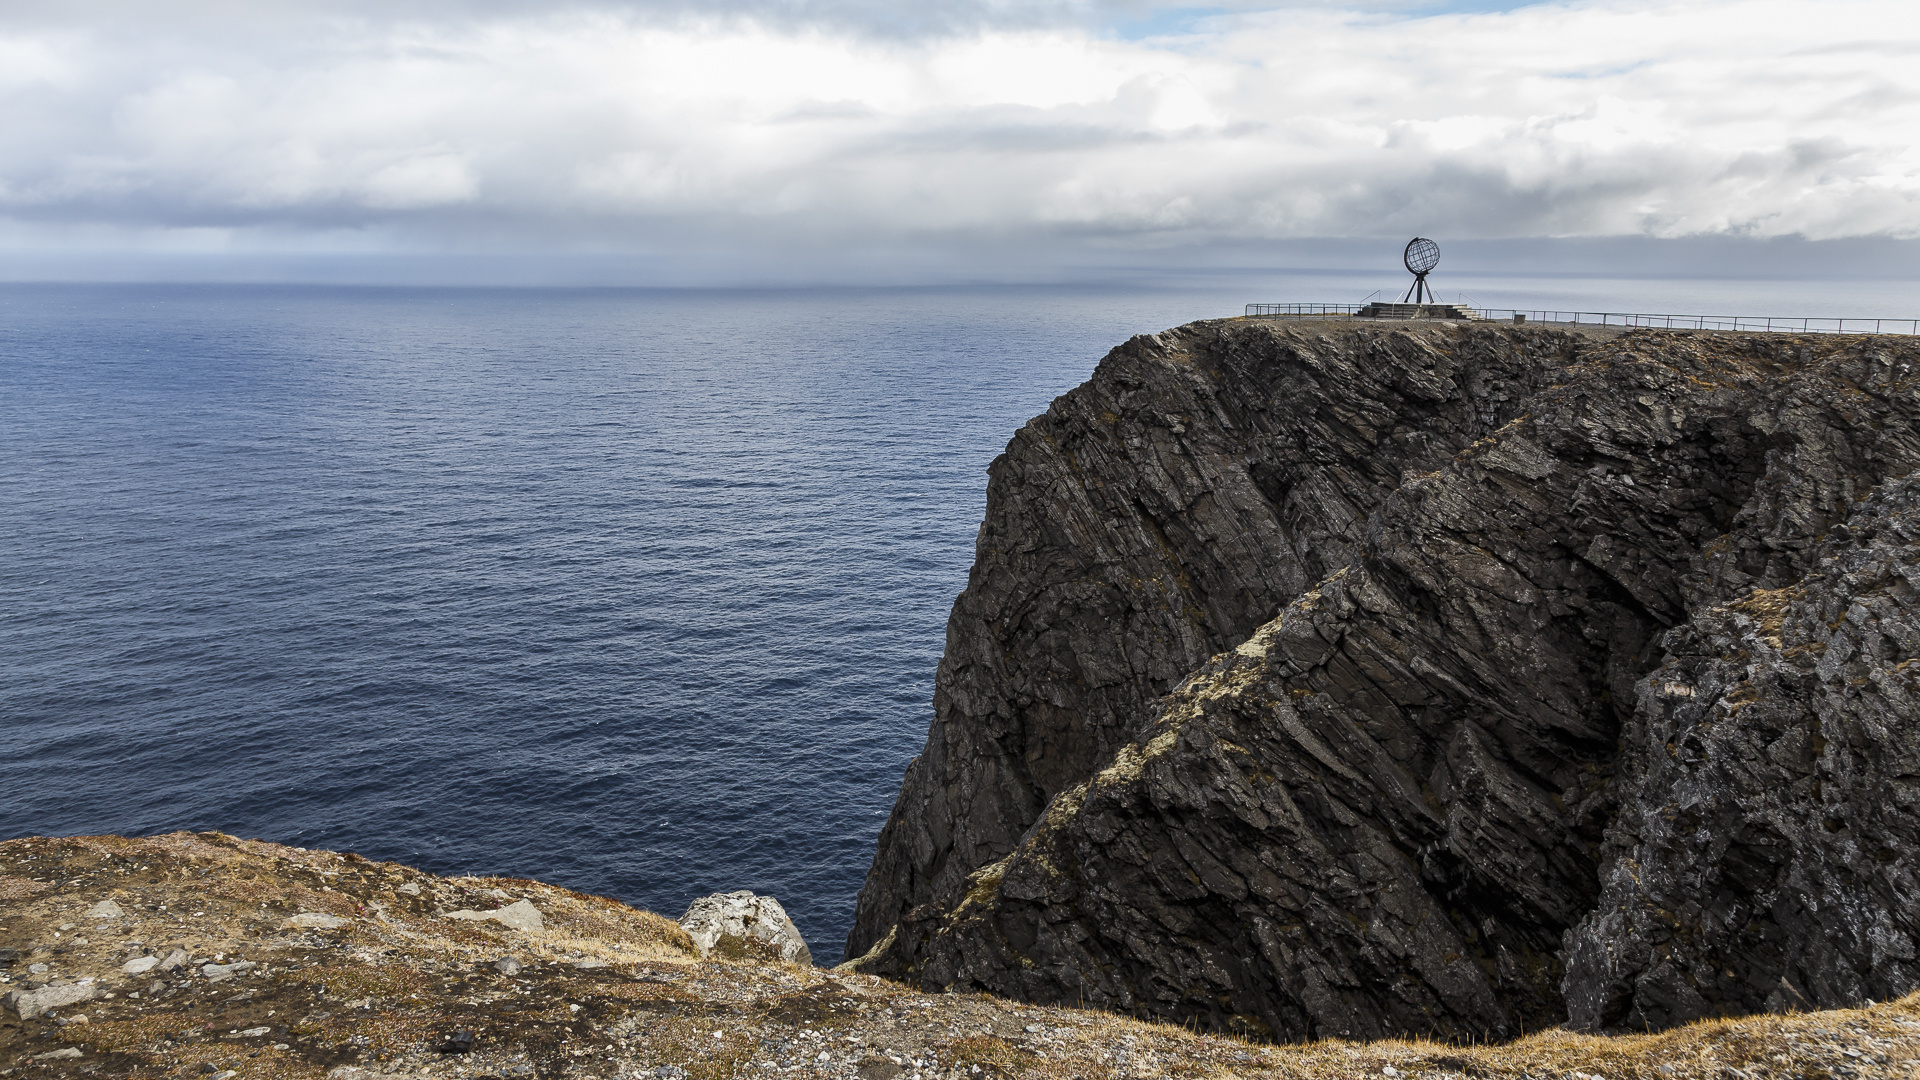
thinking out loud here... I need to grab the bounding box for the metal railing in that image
[1246,303,1366,316]
[1244,303,1920,336]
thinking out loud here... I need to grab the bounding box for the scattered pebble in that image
[201,960,255,981]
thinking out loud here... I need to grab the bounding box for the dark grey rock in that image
[847,321,1577,964]
[1564,478,1920,1030]
[846,321,1920,1040]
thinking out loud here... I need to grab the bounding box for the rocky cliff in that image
[844,318,1920,1042]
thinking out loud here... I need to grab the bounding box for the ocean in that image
[3,275,1912,960]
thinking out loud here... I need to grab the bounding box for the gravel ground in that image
[3,832,1916,1080]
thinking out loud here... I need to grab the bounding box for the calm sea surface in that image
[0,283,1265,959]
[3,277,1911,958]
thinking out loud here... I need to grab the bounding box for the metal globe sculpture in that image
[1401,237,1440,304]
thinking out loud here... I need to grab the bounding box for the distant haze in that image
[2,0,1918,284]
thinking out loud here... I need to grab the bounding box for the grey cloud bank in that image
[1,0,1916,284]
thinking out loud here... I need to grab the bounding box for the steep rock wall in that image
[1564,477,1920,1030]
[847,320,1920,1040]
[845,323,1582,961]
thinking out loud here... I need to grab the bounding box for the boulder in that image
[679,891,811,966]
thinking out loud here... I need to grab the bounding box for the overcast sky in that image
[2,0,1917,283]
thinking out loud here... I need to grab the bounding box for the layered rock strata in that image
[845,319,1920,1041]
[848,323,1580,959]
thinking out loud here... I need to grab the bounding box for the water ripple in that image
[0,282,1241,959]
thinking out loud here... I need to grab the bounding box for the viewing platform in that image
[1245,302,1919,336]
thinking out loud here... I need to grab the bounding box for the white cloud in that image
[0,0,1916,268]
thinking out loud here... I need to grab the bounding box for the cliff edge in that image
[844,318,1920,1041]
[6,831,1919,1079]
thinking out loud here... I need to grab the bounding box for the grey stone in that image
[8,979,99,1020]
[285,913,350,929]
[573,958,610,969]
[84,900,125,920]
[32,1049,83,1061]
[679,891,811,966]
[122,955,161,975]
[444,899,543,932]
[158,947,190,971]
[201,961,255,982]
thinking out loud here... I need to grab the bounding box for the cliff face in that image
[845,324,1580,963]
[845,319,1920,1041]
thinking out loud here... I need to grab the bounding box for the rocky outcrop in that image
[680,891,813,966]
[847,322,1580,961]
[846,319,1920,1040]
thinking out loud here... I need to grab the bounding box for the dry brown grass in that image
[940,1034,1037,1074]
[1008,990,1920,1080]
[5,832,1917,1080]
